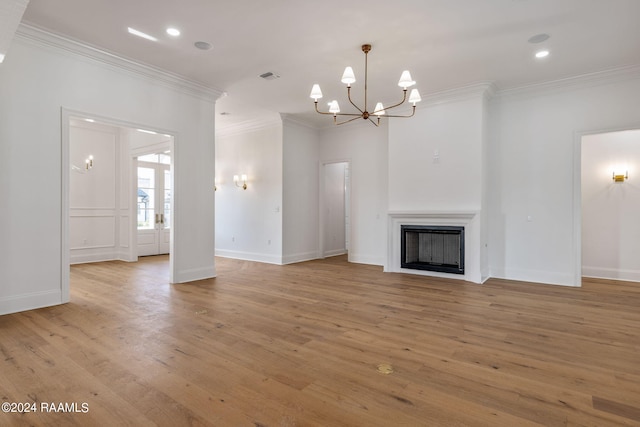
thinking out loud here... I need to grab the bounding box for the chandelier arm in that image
[315,101,362,117]
[380,106,417,118]
[368,117,380,127]
[373,89,408,115]
[346,86,365,114]
[335,116,364,126]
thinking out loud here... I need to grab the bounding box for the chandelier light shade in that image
[310,43,421,126]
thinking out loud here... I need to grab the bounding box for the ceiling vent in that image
[259,72,280,80]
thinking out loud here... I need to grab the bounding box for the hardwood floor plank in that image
[1,255,639,426]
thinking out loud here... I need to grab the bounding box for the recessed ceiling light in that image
[535,50,550,59]
[85,119,95,123]
[166,28,180,37]
[127,27,158,42]
[194,41,212,50]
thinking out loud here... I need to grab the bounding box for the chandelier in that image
[309,44,422,126]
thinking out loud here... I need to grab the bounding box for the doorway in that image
[321,161,351,258]
[137,152,171,256]
[580,129,640,283]
[62,108,176,303]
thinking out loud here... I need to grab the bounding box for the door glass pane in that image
[138,153,158,163]
[159,153,171,165]
[137,167,155,229]
[163,169,171,228]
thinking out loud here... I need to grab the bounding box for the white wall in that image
[388,95,485,212]
[0,26,218,315]
[319,121,388,265]
[215,123,284,263]
[488,74,640,286]
[282,117,321,264]
[581,129,640,281]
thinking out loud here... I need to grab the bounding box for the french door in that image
[137,154,171,256]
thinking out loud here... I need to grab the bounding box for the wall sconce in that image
[233,174,248,190]
[612,171,628,183]
[72,155,94,173]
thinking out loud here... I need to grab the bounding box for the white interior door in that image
[137,153,171,256]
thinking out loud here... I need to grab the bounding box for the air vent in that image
[259,72,280,80]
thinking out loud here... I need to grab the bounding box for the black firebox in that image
[401,225,465,275]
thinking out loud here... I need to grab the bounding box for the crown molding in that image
[280,113,322,132]
[419,82,498,108]
[15,23,223,103]
[494,64,640,100]
[215,115,282,138]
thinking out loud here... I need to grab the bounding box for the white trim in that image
[0,290,62,316]
[17,23,222,102]
[495,64,640,101]
[573,123,640,288]
[348,254,385,266]
[215,116,282,138]
[582,267,640,283]
[280,113,322,131]
[420,82,497,107]
[282,251,320,265]
[491,268,577,287]
[70,252,119,264]
[323,249,347,258]
[170,266,217,284]
[215,249,283,265]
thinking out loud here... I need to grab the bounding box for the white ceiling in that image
[19,0,640,128]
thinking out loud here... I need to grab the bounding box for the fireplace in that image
[401,225,464,274]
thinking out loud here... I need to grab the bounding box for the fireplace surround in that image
[386,211,480,283]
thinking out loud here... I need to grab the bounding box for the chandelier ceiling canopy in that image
[310,44,421,127]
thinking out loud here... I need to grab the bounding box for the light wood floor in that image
[1,255,639,426]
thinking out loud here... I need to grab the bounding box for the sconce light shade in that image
[612,171,628,182]
[234,174,248,190]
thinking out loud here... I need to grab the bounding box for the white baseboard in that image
[348,253,384,266]
[582,266,640,283]
[0,290,63,315]
[215,249,283,265]
[490,267,578,287]
[322,249,347,258]
[172,266,216,284]
[282,251,320,265]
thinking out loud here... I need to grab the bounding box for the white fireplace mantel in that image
[386,211,482,283]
